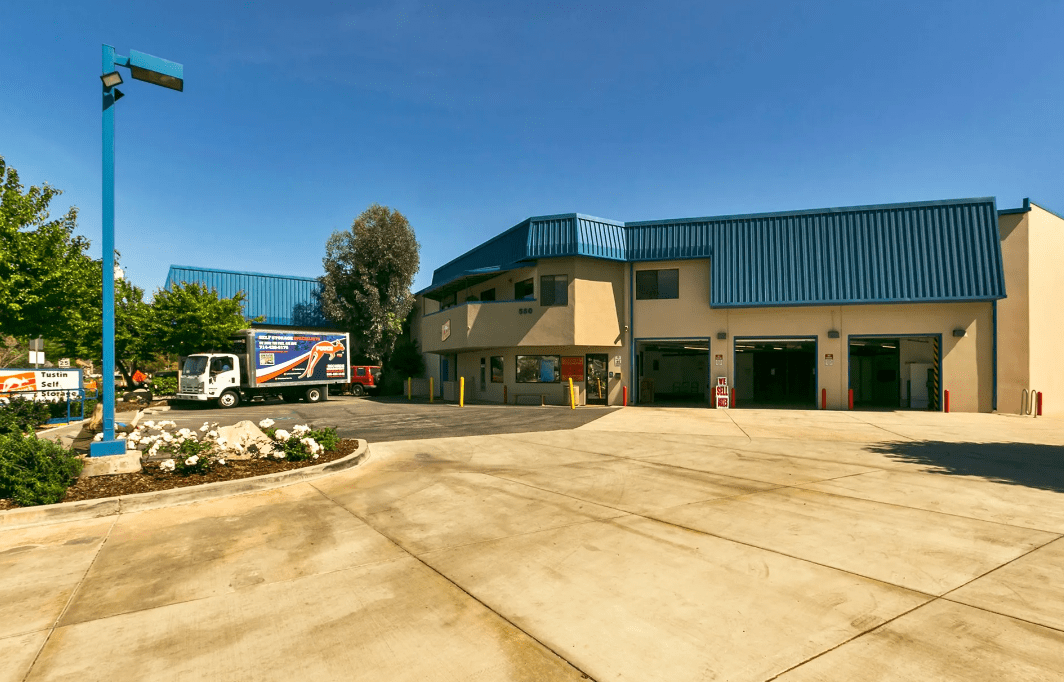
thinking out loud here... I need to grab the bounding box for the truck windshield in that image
[182,356,209,376]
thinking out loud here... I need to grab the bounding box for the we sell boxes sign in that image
[0,369,83,401]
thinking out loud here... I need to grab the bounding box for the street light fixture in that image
[91,44,184,458]
[100,71,123,88]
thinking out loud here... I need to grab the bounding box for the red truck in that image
[346,365,381,396]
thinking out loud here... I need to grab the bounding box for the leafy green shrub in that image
[168,438,215,475]
[306,427,339,451]
[150,375,179,396]
[0,398,51,435]
[0,432,83,506]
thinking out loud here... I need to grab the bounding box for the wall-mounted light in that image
[828,330,840,339]
[953,328,967,337]
[716,331,727,340]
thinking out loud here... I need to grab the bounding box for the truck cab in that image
[178,353,242,407]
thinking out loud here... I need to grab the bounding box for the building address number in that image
[518,307,534,315]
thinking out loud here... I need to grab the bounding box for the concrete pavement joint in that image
[768,533,1064,680]
[479,470,943,600]
[307,481,603,682]
[21,514,119,682]
[791,479,1064,535]
[722,408,753,440]
[763,599,933,681]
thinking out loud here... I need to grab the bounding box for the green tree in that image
[0,156,97,341]
[150,282,252,357]
[61,272,156,387]
[321,204,420,362]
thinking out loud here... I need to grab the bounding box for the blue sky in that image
[4,1,1062,295]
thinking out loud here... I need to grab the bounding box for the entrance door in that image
[585,354,609,405]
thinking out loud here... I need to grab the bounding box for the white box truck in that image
[176,329,351,408]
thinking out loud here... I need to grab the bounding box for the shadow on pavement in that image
[868,441,1064,493]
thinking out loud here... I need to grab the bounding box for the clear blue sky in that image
[4,1,1062,295]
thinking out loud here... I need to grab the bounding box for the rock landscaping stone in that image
[216,420,275,460]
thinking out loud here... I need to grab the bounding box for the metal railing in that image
[0,388,96,425]
[1020,388,1040,417]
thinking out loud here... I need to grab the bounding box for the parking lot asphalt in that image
[8,407,1064,680]
[161,395,619,442]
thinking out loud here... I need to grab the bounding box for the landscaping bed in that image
[0,438,359,510]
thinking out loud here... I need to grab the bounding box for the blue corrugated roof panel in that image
[165,265,329,327]
[708,198,1004,306]
[431,219,532,286]
[425,198,1006,307]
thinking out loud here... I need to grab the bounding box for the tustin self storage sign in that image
[0,369,83,401]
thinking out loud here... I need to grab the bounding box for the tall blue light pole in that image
[92,45,183,458]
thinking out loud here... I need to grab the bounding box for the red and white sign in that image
[715,376,730,409]
[0,369,82,401]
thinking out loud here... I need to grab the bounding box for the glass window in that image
[182,356,208,376]
[514,278,534,300]
[540,275,568,306]
[490,356,504,383]
[516,355,561,383]
[636,269,679,299]
[480,288,496,301]
[356,367,366,376]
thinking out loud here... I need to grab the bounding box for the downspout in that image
[992,299,998,412]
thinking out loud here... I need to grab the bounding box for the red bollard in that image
[945,390,950,413]
[731,388,735,407]
[623,385,628,406]
[1036,391,1043,416]
[848,389,854,410]
[821,388,827,410]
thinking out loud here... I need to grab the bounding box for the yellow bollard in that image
[459,376,465,407]
[568,378,576,409]
[407,377,412,400]
[429,377,434,403]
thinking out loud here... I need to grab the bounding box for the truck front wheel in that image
[218,390,241,409]
[305,386,324,403]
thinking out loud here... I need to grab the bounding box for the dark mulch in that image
[0,439,360,510]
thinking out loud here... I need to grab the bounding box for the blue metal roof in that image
[165,265,330,327]
[426,198,1006,307]
[705,198,1005,307]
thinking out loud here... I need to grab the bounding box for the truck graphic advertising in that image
[253,332,350,384]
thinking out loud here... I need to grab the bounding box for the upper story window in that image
[480,288,496,301]
[636,269,679,300]
[515,278,534,300]
[540,275,568,306]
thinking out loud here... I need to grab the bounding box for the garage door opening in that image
[637,340,709,405]
[850,336,940,410]
[734,339,816,408]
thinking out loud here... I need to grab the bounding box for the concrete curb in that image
[0,440,369,531]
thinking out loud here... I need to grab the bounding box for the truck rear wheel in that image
[351,384,364,397]
[218,390,240,409]
[305,386,324,403]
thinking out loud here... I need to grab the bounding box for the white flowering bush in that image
[127,418,340,473]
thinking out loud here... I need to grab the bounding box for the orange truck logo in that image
[298,340,345,379]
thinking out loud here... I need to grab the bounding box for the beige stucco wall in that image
[996,212,1030,414]
[630,260,992,411]
[419,257,627,353]
[450,345,628,406]
[420,255,996,412]
[1027,204,1064,417]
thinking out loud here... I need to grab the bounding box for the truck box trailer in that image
[176,329,351,408]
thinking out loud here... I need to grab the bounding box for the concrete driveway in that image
[5,408,1064,681]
